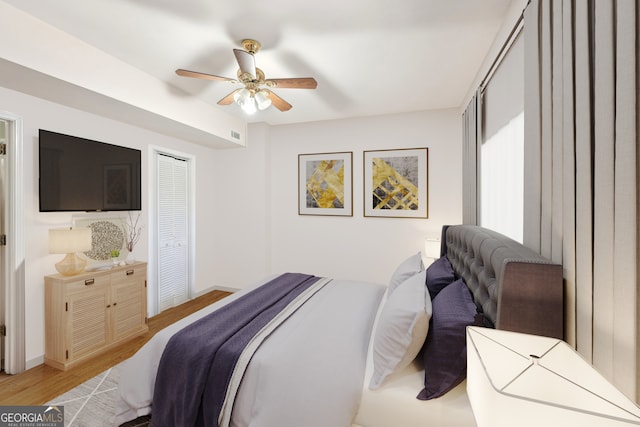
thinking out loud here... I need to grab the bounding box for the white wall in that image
[270,111,462,283]
[0,86,222,367]
[207,123,272,290]
[212,110,463,288]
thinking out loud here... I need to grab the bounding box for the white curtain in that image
[524,0,638,400]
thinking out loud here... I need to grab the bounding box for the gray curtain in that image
[462,91,480,225]
[524,0,638,400]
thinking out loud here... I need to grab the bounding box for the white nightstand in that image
[466,326,640,427]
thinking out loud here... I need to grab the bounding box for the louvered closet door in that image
[157,154,189,312]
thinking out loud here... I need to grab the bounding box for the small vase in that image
[126,251,135,265]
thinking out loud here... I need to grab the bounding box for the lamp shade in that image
[467,326,640,426]
[49,227,92,276]
[233,88,250,103]
[423,238,441,259]
[49,227,92,254]
[254,90,272,110]
[240,97,257,114]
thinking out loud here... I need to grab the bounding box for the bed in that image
[114,224,564,427]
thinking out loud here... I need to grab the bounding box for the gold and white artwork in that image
[371,156,420,211]
[364,148,428,218]
[299,152,353,216]
[305,159,345,209]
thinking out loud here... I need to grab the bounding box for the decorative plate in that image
[83,220,124,260]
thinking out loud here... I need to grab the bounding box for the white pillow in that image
[388,252,424,294]
[370,270,432,389]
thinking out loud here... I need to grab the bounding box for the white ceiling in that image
[4,0,514,126]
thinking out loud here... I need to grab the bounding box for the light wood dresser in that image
[44,262,148,370]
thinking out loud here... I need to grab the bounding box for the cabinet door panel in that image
[111,279,146,342]
[67,288,109,360]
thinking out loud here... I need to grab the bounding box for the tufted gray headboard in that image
[441,225,564,340]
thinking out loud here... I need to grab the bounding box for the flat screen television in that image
[39,129,142,212]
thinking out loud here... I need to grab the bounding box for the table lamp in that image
[467,326,640,426]
[49,227,92,276]
[423,238,441,267]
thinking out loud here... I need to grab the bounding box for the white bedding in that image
[114,277,385,427]
[114,283,253,425]
[230,279,383,426]
[354,365,475,427]
[114,274,478,427]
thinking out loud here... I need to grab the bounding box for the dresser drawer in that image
[64,274,110,294]
[111,265,146,285]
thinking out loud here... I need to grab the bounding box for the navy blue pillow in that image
[425,257,456,300]
[417,279,482,400]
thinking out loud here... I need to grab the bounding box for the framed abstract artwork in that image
[299,151,353,216]
[363,148,428,218]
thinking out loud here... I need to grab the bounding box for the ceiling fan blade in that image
[233,49,256,80]
[264,89,292,111]
[218,89,240,105]
[176,69,236,83]
[266,77,317,89]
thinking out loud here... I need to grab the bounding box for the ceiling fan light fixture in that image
[255,90,272,110]
[234,88,250,103]
[239,96,257,114]
[233,88,257,114]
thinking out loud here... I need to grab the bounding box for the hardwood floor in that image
[0,289,232,405]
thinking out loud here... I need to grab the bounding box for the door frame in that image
[1,111,25,374]
[148,146,195,316]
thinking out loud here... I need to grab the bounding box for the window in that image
[481,112,524,241]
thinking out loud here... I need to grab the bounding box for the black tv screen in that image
[39,129,142,212]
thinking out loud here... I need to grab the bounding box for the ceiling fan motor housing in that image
[241,39,261,54]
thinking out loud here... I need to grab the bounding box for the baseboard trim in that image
[26,355,44,370]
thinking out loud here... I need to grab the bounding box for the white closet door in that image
[157,153,189,312]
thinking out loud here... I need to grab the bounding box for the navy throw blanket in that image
[151,273,321,427]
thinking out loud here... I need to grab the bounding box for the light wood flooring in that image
[0,289,232,405]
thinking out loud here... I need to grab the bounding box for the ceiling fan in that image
[175,39,317,113]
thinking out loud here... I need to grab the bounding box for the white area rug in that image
[46,366,120,427]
